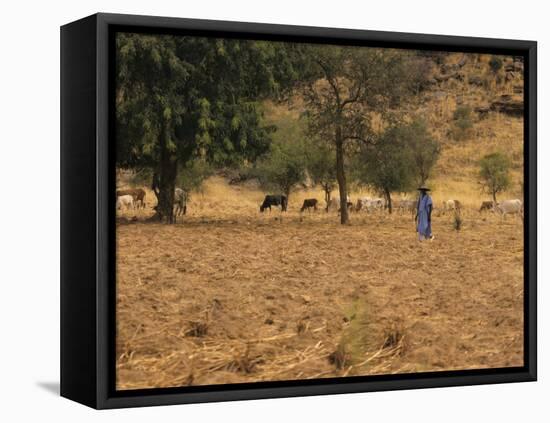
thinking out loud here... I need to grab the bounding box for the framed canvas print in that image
[60,13,537,409]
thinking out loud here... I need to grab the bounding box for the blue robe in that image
[416,194,433,239]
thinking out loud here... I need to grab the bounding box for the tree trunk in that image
[335,130,349,224]
[384,188,392,214]
[324,186,332,212]
[156,156,178,223]
[492,190,497,204]
[151,120,178,223]
[284,187,291,210]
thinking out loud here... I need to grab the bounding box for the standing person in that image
[415,186,434,241]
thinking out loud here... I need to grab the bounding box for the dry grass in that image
[115,178,524,390]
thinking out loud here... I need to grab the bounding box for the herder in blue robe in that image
[415,186,434,241]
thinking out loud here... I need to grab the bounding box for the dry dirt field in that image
[115,178,524,390]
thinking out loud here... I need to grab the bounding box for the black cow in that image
[300,198,318,212]
[260,195,287,212]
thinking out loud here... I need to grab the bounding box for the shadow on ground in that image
[36,381,60,396]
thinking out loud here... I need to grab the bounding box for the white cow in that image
[495,199,522,217]
[116,194,134,210]
[395,199,416,216]
[442,199,462,214]
[355,197,384,212]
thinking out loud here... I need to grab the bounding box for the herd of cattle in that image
[260,194,523,217]
[115,187,523,218]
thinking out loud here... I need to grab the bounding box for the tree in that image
[116,34,293,222]
[306,141,337,210]
[398,119,440,186]
[254,138,308,202]
[354,126,415,213]
[294,45,415,224]
[479,152,511,203]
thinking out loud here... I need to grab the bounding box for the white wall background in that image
[0,0,546,420]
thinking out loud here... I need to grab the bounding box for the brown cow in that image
[116,188,146,209]
[479,200,495,212]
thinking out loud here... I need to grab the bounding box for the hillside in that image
[261,52,524,208]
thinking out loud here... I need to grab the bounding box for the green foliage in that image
[489,56,503,74]
[306,140,337,203]
[116,33,293,169]
[479,152,511,202]
[394,118,440,186]
[354,125,416,201]
[254,138,308,200]
[451,105,474,140]
[176,160,213,194]
[128,168,154,187]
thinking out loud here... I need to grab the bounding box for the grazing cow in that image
[495,199,522,217]
[260,195,287,212]
[326,195,351,212]
[300,198,318,212]
[395,199,417,216]
[116,194,134,210]
[342,201,354,213]
[442,199,462,214]
[117,188,146,209]
[174,188,188,216]
[355,197,370,212]
[356,197,384,212]
[479,200,495,213]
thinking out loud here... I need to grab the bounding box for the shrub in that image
[451,105,474,140]
[489,56,503,74]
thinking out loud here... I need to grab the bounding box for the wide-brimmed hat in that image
[417,186,431,191]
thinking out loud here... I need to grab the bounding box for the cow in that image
[116,194,134,210]
[495,199,522,217]
[174,188,188,216]
[479,200,495,213]
[117,188,146,209]
[326,195,351,212]
[260,195,287,212]
[342,201,354,213]
[395,199,417,216]
[442,199,462,214]
[300,198,318,212]
[356,197,385,213]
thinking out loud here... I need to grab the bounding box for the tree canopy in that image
[479,152,511,202]
[355,125,416,212]
[253,126,308,201]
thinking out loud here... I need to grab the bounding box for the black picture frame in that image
[61,12,537,409]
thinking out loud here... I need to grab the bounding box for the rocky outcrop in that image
[468,75,485,87]
[490,94,523,117]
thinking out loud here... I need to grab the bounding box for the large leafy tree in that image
[116,33,294,222]
[294,45,416,224]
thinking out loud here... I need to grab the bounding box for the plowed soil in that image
[115,179,524,390]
